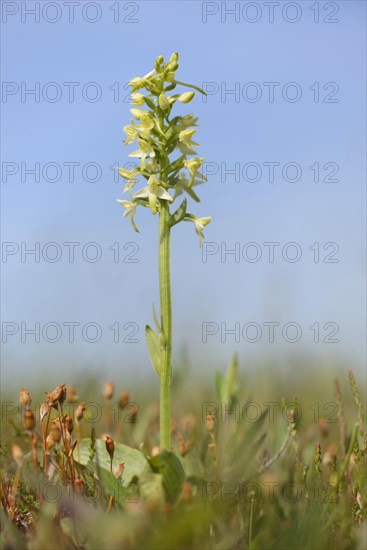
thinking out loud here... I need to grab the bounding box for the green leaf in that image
[148,450,185,503]
[138,471,165,506]
[215,354,238,404]
[152,303,161,333]
[95,465,139,505]
[145,325,161,377]
[173,79,207,95]
[183,186,200,203]
[169,198,187,227]
[223,353,238,404]
[77,438,147,485]
[215,371,225,403]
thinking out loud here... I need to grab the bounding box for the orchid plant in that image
[117,53,211,450]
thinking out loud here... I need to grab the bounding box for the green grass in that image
[0,361,366,549]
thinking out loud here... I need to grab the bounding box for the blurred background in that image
[1,1,366,389]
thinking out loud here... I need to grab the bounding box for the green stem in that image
[158,200,172,450]
[338,422,359,484]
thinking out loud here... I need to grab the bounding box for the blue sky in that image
[1,1,366,385]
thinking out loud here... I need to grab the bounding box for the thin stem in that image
[158,200,172,450]
[249,494,254,547]
[338,422,359,485]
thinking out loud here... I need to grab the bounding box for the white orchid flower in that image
[117,200,139,232]
[134,175,173,215]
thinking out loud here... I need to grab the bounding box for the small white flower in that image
[185,215,211,247]
[117,200,138,232]
[184,157,205,187]
[134,175,173,215]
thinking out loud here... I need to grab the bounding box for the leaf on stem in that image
[145,325,161,377]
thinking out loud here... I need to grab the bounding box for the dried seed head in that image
[66,385,76,403]
[50,422,62,443]
[74,477,85,494]
[130,404,138,423]
[75,403,87,423]
[105,436,115,461]
[11,444,24,467]
[177,437,186,457]
[40,402,50,422]
[318,419,328,437]
[205,413,215,433]
[24,410,35,431]
[46,384,66,407]
[63,415,73,434]
[103,381,114,400]
[46,433,55,451]
[19,388,31,409]
[119,391,129,409]
[114,463,125,478]
[180,481,192,502]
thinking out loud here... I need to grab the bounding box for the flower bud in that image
[75,403,87,423]
[129,77,145,91]
[19,388,31,409]
[170,52,179,63]
[102,381,114,400]
[119,391,129,410]
[178,91,195,104]
[155,55,164,72]
[158,93,170,111]
[24,410,35,431]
